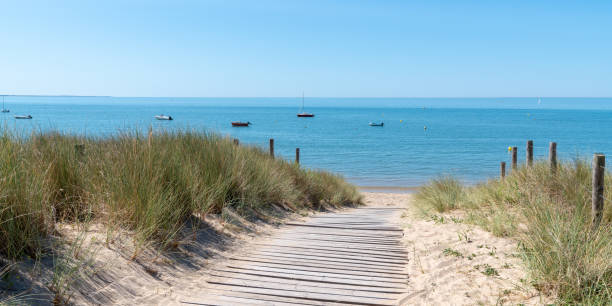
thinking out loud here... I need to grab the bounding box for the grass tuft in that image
[0,129,361,261]
[414,160,612,304]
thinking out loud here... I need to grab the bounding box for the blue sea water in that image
[2,96,612,187]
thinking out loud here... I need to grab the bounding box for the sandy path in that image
[64,192,551,305]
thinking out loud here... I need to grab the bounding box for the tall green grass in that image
[0,129,361,261]
[415,161,612,304]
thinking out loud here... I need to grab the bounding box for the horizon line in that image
[2,95,612,99]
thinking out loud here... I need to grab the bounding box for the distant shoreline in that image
[358,186,419,194]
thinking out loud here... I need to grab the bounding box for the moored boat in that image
[231,121,251,127]
[14,115,32,119]
[369,122,384,126]
[155,114,173,120]
[297,93,314,117]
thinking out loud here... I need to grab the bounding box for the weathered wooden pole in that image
[512,147,518,170]
[549,142,557,173]
[295,148,300,164]
[526,140,533,167]
[269,138,274,158]
[592,154,605,228]
[500,162,506,179]
[75,144,85,156]
[233,138,239,145]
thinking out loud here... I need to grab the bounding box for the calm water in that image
[3,96,612,187]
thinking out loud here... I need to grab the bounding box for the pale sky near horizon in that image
[1,0,611,98]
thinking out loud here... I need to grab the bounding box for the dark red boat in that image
[297,93,315,118]
[231,121,251,127]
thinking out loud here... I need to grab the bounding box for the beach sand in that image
[8,192,552,305]
[363,192,550,305]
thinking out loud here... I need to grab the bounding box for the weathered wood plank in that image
[246,250,407,268]
[202,282,399,306]
[230,255,408,274]
[208,270,408,293]
[249,248,407,264]
[224,265,407,283]
[206,276,403,299]
[251,243,409,258]
[284,223,404,231]
[214,267,407,289]
[183,288,343,305]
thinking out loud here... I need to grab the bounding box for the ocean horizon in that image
[3,96,612,187]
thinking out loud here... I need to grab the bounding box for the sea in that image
[2,96,612,188]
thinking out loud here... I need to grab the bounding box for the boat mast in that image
[301,92,304,112]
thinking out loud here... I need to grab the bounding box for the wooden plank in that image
[284,223,404,232]
[246,250,407,268]
[214,267,407,289]
[232,255,406,275]
[208,270,408,293]
[271,236,403,246]
[183,288,341,306]
[202,282,399,306]
[251,243,408,258]
[206,276,403,299]
[224,264,407,283]
[278,231,404,239]
[225,260,408,280]
[247,248,408,264]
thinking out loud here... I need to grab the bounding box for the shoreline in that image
[358,185,419,193]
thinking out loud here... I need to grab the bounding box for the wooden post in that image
[592,154,605,228]
[500,162,506,179]
[233,139,239,145]
[512,147,518,170]
[526,140,533,167]
[75,144,85,156]
[549,142,557,173]
[269,138,274,158]
[295,148,300,164]
[147,126,153,147]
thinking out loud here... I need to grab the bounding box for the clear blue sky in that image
[1,0,611,97]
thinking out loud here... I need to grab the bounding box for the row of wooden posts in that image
[499,140,605,228]
[233,138,301,164]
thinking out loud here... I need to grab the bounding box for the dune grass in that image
[414,161,612,304]
[0,129,361,262]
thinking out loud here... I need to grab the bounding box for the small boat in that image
[231,121,251,127]
[155,114,173,120]
[297,93,314,118]
[1,96,9,113]
[369,122,384,127]
[14,115,32,119]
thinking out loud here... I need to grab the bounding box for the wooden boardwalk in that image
[182,207,409,306]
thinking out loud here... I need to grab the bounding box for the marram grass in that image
[0,129,361,260]
[415,161,612,304]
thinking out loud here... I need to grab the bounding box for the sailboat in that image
[1,96,9,113]
[297,93,314,117]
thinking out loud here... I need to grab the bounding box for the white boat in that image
[369,122,384,127]
[14,115,32,119]
[1,96,9,113]
[155,114,173,120]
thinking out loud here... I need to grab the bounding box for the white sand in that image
[364,192,550,305]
